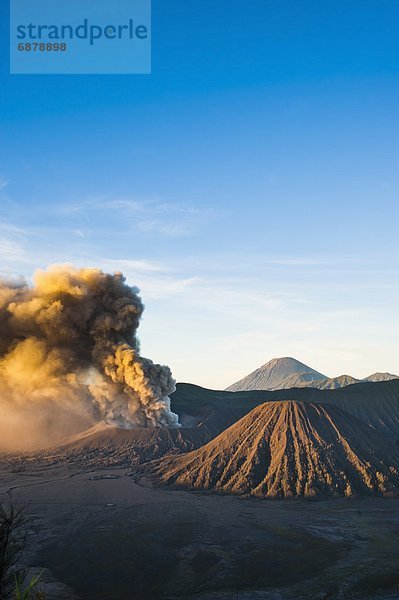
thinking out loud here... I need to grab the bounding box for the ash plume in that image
[0,265,179,450]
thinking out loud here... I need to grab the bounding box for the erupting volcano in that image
[0,264,179,450]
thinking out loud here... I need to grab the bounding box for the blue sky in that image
[0,1,398,387]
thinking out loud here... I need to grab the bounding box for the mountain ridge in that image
[226,357,398,392]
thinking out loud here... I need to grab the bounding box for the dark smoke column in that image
[0,265,180,429]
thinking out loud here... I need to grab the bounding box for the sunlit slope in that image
[153,400,399,498]
[226,357,326,391]
[363,372,399,383]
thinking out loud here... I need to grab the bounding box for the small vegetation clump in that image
[0,494,45,599]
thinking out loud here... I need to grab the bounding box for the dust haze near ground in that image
[0,264,179,451]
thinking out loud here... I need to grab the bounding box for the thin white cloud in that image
[56,196,215,238]
[90,198,210,216]
[137,219,197,237]
[0,222,26,235]
[135,275,200,299]
[103,258,170,274]
[0,239,26,260]
[59,196,210,216]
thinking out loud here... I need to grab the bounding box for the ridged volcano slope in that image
[152,401,399,499]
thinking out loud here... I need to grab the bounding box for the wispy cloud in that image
[102,258,171,274]
[0,220,31,267]
[71,197,208,216]
[137,219,196,237]
[0,221,26,235]
[56,196,215,238]
[0,239,27,261]
[99,257,199,299]
[257,256,357,266]
[59,198,145,214]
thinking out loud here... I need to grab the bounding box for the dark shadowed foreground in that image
[1,463,399,600]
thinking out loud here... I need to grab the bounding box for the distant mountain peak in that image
[363,372,399,383]
[226,357,326,392]
[261,356,312,368]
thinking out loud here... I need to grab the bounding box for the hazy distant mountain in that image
[363,372,399,383]
[226,357,327,392]
[153,400,399,499]
[226,358,398,392]
[309,374,359,390]
[300,372,399,389]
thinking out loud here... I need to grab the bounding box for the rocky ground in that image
[1,461,399,600]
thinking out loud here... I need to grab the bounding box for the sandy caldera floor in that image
[1,462,399,600]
